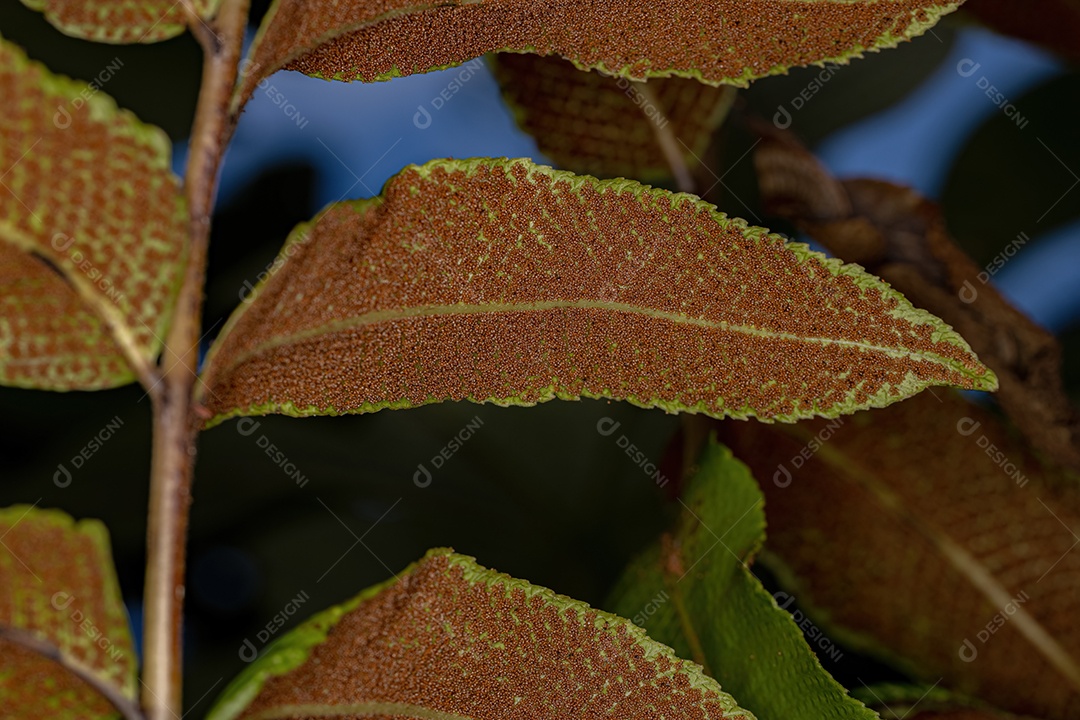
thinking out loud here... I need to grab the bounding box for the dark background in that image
[1,1,1077,713]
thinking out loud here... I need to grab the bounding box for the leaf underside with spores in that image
[491,54,735,182]
[716,390,1080,720]
[608,440,878,720]
[18,0,219,43]
[198,157,994,427]
[0,506,137,720]
[207,548,756,720]
[0,36,188,389]
[235,0,963,111]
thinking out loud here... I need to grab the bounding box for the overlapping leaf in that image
[0,37,187,389]
[0,506,137,720]
[608,440,878,720]
[715,390,1080,720]
[235,0,962,111]
[491,54,735,183]
[207,548,755,720]
[753,129,1080,470]
[19,0,218,43]
[198,157,994,427]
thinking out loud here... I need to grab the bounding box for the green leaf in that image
[0,506,138,720]
[0,36,188,390]
[491,54,735,183]
[716,390,1080,720]
[18,0,219,43]
[234,0,962,112]
[607,439,878,720]
[207,548,756,720]
[198,157,994,428]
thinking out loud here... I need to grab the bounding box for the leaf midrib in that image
[787,424,1080,694]
[216,298,968,379]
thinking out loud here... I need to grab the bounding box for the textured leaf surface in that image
[199,157,994,427]
[207,548,755,720]
[492,54,734,183]
[0,37,187,389]
[754,129,1080,471]
[19,0,218,43]
[608,440,877,720]
[0,506,136,719]
[235,0,962,111]
[715,390,1080,720]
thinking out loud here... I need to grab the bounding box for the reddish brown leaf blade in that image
[492,54,734,183]
[0,506,137,719]
[0,246,131,389]
[236,0,961,111]
[198,158,994,427]
[207,549,754,720]
[753,128,1080,471]
[715,390,1080,720]
[0,37,187,389]
[19,0,218,43]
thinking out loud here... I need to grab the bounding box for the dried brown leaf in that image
[753,128,1080,471]
[715,390,1080,720]
[492,54,735,184]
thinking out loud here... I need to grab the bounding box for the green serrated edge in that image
[206,548,755,720]
[0,505,137,701]
[254,1,960,89]
[17,0,220,43]
[0,35,189,381]
[607,441,879,720]
[199,156,996,428]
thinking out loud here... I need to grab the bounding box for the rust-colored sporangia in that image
[197,158,995,428]
[715,390,1080,720]
[18,0,218,43]
[234,0,963,112]
[0,37,187,389]
[206,549,756,720]
[491,54,735,183]
[753,127,1080,471]
[0,507,137,719]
